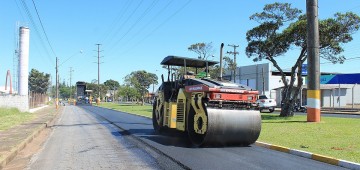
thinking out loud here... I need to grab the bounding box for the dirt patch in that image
[3,127,51,170]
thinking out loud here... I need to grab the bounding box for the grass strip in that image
[0,108,35,131]
[98,103,360,163]
[260,113,360,163]
[99,102,152,117]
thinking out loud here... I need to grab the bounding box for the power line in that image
[31,0,57,57]
[105,0,144,50]
[14,0,26,21]
[107,0,159,54]
[19,0,54,65]
[116,0,191,57]
[99,0,133,44]
[320,56,360,64]
[107,0,174,57]
[227,44,239,83]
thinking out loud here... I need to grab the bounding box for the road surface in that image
[79,106,346,170]
[27,105,161,170]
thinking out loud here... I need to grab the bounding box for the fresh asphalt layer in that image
[81,105,346,170]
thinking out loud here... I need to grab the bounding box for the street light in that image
[59,50,83,67]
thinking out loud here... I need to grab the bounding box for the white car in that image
[256,95,276,113]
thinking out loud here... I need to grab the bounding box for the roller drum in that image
[188,108,262,146]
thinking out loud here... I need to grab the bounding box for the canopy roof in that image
[161,55,218,68]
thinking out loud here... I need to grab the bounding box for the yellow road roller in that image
[153,56,261,146]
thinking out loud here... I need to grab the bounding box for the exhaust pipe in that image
[219,43,224,80]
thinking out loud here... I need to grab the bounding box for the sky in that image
[1,0,360,91]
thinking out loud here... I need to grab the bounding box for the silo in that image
[18,27,30,96]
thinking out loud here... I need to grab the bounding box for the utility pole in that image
[56,57,59,109]
[227,44,239,83]
[306,0,320,122]
[262,67,265,95]
[95,44,102,103]
[69,67,74,100]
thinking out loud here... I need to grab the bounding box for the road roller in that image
[153,56,261,146]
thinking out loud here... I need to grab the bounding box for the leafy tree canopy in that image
[124,70,158,104]
[28,69,50,94]
[246,2,360,116]
[117,85,140,101]
[86,83,109,99]
[104,79,120,90]
[188,42,215,60]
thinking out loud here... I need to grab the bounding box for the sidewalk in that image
[0,105,61,169]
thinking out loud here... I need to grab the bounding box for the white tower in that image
[18,27,30,96]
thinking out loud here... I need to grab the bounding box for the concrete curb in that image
[0,108,60,169]
[29,105,49,113]
[255,141,360,169]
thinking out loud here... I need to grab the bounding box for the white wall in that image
[346,84,360,105]
[322,89,347,107]
[0,95,29,112]
[237,63,270,95]
[228,63,360,107]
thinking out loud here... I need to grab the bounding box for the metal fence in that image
[29,92,49,109]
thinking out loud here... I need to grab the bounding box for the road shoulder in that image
[0,105,61,169]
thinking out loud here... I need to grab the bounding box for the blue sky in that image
[1,0,360,90]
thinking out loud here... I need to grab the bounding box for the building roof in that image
[272,84,354,90]
[271,71,337,76]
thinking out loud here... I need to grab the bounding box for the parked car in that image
[256,95,276,113]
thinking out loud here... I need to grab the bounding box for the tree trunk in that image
[280,86,295,117]
[141,95,144,106]
[280,102,294,117]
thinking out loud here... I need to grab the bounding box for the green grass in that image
[99,103,360,163]
[260,113,360,163]
[0,108,35,131]
[99,102,152,117]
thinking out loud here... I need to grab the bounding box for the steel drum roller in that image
[189,108,262,146]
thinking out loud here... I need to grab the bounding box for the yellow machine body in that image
[153,55,261,146]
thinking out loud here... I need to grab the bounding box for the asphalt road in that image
[80,106,346,170]
[27,105,161,170]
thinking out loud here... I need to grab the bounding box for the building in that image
[225,63,360,107]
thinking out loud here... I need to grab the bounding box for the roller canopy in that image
[161,55,218,68]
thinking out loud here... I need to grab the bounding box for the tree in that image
[124,70,158,105]
[59,86,71,99]
[188,42,215,60]
[246,3,360,117]
[104,79,120,90]
[86,83,109,100]
[91,79,98,84]
[104,79,120,101]
[223,56,237,81]
[117,85,140,102]
[28,69,50,93]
